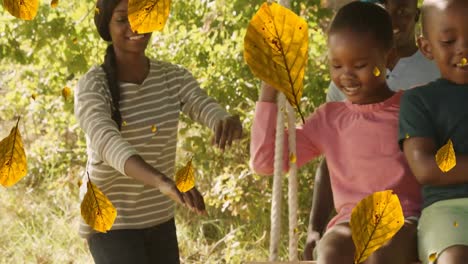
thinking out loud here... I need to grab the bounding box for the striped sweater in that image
[75,60,229,238]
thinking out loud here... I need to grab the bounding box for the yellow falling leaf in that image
[458,58,467,67]
[428,252,437,262]
[350,190,404,264]
[122,121,127,126]
[3,0,39,20]
[175,158,195,193]
[81,177,117,233]
[0,118,27,187]
[435,139,456,172]
[128,0,171,34]
[72,38,78,44]
[151,124,157,133]
[244,2,308,121]
[50,0,58,8]
[62,86,72,99]
[31,93,37,100]
[95,7,100,14]
[289,153,296,164]
[373,67,381,77]
[454,221,459,227]
[405,133,410,139]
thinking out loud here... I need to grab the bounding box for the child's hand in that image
[213,115,243,151]
[157,176,207,215]
[303,230,320,260]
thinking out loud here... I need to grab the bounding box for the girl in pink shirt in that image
[250,2,421,263]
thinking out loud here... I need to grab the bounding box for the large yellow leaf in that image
[0,118,27,187]
[175,158,195,193]
[436,139,456,172]
[244,2,308,117]
[81,178,117,233]
[128,0,171,34]
[3,0,39,20]
[350,190,404,264]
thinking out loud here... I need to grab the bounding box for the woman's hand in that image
[157,176,206,215]
[213,115,243,151]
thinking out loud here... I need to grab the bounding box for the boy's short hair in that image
[328,1,393,51]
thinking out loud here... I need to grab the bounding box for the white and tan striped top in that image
[75,60,230,238]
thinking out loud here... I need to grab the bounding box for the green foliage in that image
[0,0,330,262]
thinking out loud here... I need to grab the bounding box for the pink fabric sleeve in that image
[250,101,323,175]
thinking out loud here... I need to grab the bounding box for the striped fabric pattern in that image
[75,60,229,238]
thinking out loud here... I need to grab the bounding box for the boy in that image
[399,0,468,263]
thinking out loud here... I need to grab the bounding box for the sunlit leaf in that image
[428,252,437,262]
[151,124,157,133]
[289,153,296,164]
[436,139,456,172]
[62,86,72,99]
[351,190,404,264]
[244,2,308,118]
[122,121,127,126]
[81,177,117,233]
[31,93,37,100]
[458,58,467,67]
[50,0,58,8]
[454,221,458,227]
[0,118,27,187]
[128,0,171,34]
[175,158,195,193]
[3,0,39,20]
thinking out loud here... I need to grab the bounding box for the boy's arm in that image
[404,137,468,185]
[303,159,334,260]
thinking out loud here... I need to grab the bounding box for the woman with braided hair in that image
[74,0,242,263]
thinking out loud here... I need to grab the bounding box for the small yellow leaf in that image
[289,153,296,164]
[435,139,456,172]
[81,179,117,233]
[122,121,127,126]
[428,252,437,262]
[175,158,195,193]
[72,38,78,44]
[244,3,308,110]
[405,133,410,139]
[351,190,404,264]
[31,93,37,100]
[0,118,27,187]
[151,124,157,133]
[50,0,58,8]
[373,67,381,77]
[128,0,171,34]
[95,7,100,14]
[458,58,467,67]
[454,221,459,227]
[3,0,39,20]
[62,86,72,99]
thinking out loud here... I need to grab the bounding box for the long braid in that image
[102,44,122,129]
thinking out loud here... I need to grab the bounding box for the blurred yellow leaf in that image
[428,252,437,262]
[0,118,27,187]
[436,139,456,172]
[62,86,72,99]
[50,0,58,8]
[151,124,157,133]
[244,2,308,118]
[128,0,171,34]
[31,93,37,100]
[350,190,404,264]
[373,67,381,77]
[458,58,467,67]
[175,158,195,193]
[289,153,296,164]
[3,0,39,20]
[81,177,117,233]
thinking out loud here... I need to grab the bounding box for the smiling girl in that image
[250,2,421,263]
